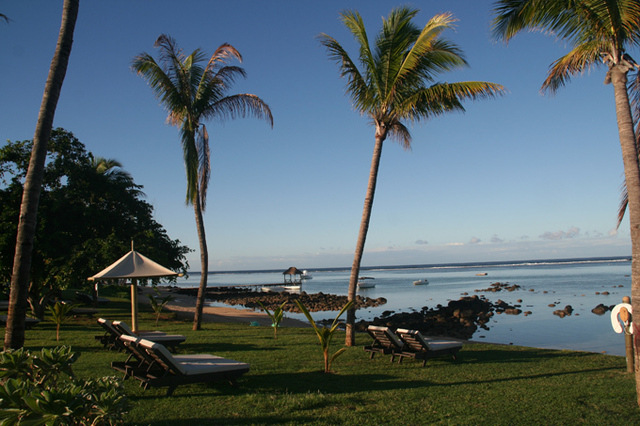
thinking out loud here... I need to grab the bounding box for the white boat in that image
[357,277,375,289]
[301,270,313,280]
[413,279,429,285]
[282,285,301,292]
[262,286,285,293]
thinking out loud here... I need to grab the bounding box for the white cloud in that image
[469,237,481,244]
[609,228,618,237]
[539,227,580,240]
[445,242,464,246]
[491,234,504,243]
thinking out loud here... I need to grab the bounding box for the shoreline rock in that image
[171,286,387,313]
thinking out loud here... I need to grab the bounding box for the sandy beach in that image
[140,286,309,328]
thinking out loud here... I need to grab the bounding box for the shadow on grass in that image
[129,371,430,401]
[460,345,611,363]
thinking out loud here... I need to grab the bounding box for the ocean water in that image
[173,257,633,356]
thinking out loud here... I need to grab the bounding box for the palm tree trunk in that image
[610,66,640,406]
[192,194,209,331]
[4,0,78,350]
[346,130,386,346]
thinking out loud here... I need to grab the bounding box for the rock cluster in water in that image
[172,286,386,313]
[360,294,525,340]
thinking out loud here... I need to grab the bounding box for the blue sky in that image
[0,1,632,271]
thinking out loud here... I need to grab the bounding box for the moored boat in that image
[301,270,313,280]
[413,279,429,285]
[357,277,375,289]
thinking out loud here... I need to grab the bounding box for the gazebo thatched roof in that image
[282,267,303,275]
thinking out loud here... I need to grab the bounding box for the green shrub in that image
[0,346,128,425]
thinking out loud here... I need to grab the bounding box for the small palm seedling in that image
[258,301,287,338]
[47,301,76,341]
[295,300,354,373]
[148,294,174,327]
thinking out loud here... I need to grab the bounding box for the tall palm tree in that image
[492,0,640,405]
[132,35,273,330]
[4,0,78,350]
[319,7,505,346]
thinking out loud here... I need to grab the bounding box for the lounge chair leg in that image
[166,385,178,396]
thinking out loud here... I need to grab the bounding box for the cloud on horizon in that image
[539,227,580,240]
[415,239,429,245]
[469,237,481,244]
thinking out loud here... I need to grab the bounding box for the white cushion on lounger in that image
[395,328,463,351]
[113,321,167,336]
[139,339,250,376]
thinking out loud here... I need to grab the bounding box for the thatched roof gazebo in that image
[282,267,303,284]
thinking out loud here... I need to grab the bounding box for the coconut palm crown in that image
[132,34,273,210]
[132,34,272,330]
[319,7,505,345]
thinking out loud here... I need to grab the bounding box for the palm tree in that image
[132,35,273,330]
[491,0,640,405]
[4,0,79,350]
[319,7,505,346]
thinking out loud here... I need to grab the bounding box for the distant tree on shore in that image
[5,0,78,350]
[0,129,190,320]
[132,35,273,331]
[319,7,505,346]
[491,0,640,406]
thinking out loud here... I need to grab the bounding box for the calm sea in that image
[174,257,633,356]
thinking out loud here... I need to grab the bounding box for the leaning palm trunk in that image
[192,193,209,331]
[4,0,78,350]
[346,129,386,346]
[611,66,640,402]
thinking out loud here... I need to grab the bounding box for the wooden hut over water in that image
[282,267,303,284]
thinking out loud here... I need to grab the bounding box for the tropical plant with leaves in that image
[491,0,640,406]
[148,293,174,327]
[295,300,354,373]
[319,7,505,346]
[132,34,273,331]
[46,301,76,341]
[257,301,287,338]
[0,346,128,424]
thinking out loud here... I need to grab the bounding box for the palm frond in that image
[202,94,273,127]
[542,40,603,93]
[317,33,372,113]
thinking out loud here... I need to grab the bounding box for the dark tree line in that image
[0,129,190,319]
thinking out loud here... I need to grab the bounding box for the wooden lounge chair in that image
[363,325,406,362]
[0,315,40,330]
[95,318,126,350]
[112,320,186,351]
[395,328,462,367]
[115,335,250,396]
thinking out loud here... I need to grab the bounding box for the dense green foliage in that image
[0,345,128,425]
[0,129,190,318]
[14,292,637,425]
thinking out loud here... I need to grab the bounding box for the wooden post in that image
[623,296,634,373]
[131,278,138,333]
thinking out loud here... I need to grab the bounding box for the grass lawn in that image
[15,292,640,425]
